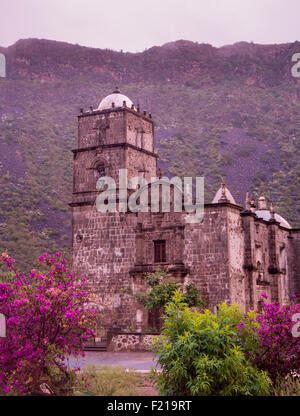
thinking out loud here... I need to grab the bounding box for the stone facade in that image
[70,91,300,333]
[108,333,156,352]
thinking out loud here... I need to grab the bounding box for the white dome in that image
[255,210,291,229]
[98,89,135,111]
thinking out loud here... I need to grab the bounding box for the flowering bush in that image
[238,294,300,382]
[0,252,96,395]
[0,252,15,273]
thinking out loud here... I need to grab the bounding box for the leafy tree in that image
[152,291,271,396]
[134,270,204,312]
[0,252,96,395]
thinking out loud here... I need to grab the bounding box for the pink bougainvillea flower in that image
[260,292,268,300]
[0,252,96,395]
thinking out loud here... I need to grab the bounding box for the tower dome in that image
[97,88,135,111]
[255,210,292,229]
[255,196,291,229]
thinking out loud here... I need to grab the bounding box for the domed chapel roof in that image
[255,196,291,229]
[254,210,291,229]
[97,88,135,110]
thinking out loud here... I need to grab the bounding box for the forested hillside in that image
[0,38,299,270]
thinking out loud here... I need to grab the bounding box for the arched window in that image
[136,130,143,148]
[279,245,286,273]
[137,131,141,147]
[256,261,264,284]
[96,163,105,178]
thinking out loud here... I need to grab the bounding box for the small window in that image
[76,234,83,243]
[154,240,166,263]
[257,300,264,312]
[136,131,142,147]
[136,130,143,148]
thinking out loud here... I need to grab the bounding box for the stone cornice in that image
[71,142,158,158]
[78,106,154,123]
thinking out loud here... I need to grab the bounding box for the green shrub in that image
[152,292,271,396]
[134,270,204,311]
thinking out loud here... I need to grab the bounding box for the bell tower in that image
[70,90,158,330]
[71,88,157,206]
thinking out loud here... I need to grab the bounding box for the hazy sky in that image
[0,0,299,51]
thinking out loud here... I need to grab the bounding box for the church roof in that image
[255,210,291,229]
[212,183,236,204]
[98,88,135,111]
[254,195,291,228]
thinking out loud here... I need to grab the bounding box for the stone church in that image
[70,89,300,331]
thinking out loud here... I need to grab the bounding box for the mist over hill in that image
[0,38,299,270]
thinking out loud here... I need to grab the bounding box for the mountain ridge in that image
[1,38,300,87]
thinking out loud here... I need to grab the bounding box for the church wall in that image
[105,111,126,144]
[242,215,292,309]
[78,109,153,149]
[129,210,187,329]
[72,205,138,329]
[183,205,230,311]
[287,230,300,302]
[275,226,291,305]
[133,210,185,267]
[125,112,154,152]
[253,219,273,307]
[78,110,126,148]
[78,114,99,148]
[226,206,246,310]
[73,146,126,194]
[125,147,157,182]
